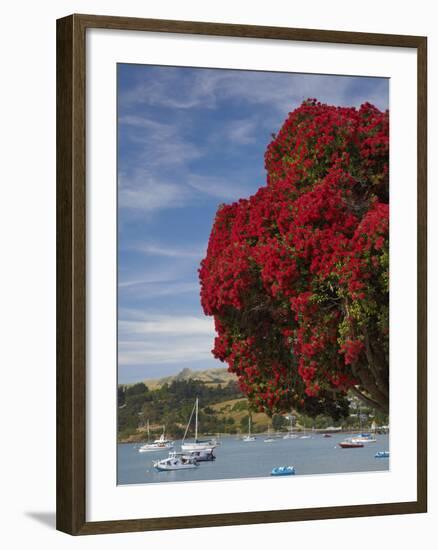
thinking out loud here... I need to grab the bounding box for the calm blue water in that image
[118,433,389,485]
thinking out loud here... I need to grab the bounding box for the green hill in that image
[118,370,244,442]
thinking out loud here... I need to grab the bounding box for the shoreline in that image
[118,428,388,444]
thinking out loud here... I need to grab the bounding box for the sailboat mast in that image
[195,397,198,441]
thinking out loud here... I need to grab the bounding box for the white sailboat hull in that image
[155,463,198,470]
[138,443,173,453]
[181,442,216,452]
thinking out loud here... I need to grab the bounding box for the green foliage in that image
[231,400,249,412]
[240,414,250,431]
[118,378,242,440]
[272,414,288,431]
[126,382,148,397]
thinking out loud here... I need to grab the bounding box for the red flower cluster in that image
[199,100,389,416]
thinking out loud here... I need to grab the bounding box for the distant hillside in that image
[142,367,237,390]
[117,372,243,442]
[117,368,384,443]
[209,397,271,432]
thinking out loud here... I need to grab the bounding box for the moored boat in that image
[138,422,174,453]
[375,451,390,458]
[350,432,377,444]
[153,451,199,471]
[181,441,217,452]
[339,439,364,448]
[243,416,256,442]
[283,432,298,439]
[283,416,298,439]
[271,466,296,476]
[181,397,218,452]
[183,449,216,462]
[264,425,275,443]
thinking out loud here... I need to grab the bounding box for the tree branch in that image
[351,386,388,413]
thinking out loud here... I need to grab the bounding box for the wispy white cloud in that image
[126,281,200,298]
[119,168,255,213]
[118,263,191,288]
[120,68,388,115]
[119,278,201,298]
[120,315,213,336]
[119,115,169,131]
[120,114,203,166]
[120,69,288,111]
[187,174,253,200]
[118,314,215,366]
[134,241,205,259]
[118,170,187,212]
[118,340,213,365]
[226,118,258,145]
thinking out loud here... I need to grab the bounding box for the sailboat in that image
[138,422,174,453]
[299,424,311,439]
[283,416,298,439]
[350,433,377,444]
[243,415,256,442]
[181,397,218,452]
[350,409,376,444]
[264,424,275,443]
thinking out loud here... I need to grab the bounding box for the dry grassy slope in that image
[209,398,272,432]
[142,367,237,390]
[141,368,273,432]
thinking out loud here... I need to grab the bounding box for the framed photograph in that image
[56,14,427,535]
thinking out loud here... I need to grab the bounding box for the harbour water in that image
[118,432,389,485]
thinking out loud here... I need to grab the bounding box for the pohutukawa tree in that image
[199,100,389,418]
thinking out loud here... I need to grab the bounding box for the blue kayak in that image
[375,451,390,458]
[271,466,296,476]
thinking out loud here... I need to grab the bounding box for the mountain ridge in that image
[138,366,237,390]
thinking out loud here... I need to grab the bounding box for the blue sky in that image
[117,64,389,384]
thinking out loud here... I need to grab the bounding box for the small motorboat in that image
[153,451,199,471]
[375,451,390,458]
[322,434,332,438]
[271,466,296,476]
[339,439,364,448]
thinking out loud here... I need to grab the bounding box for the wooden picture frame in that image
[56,13,427,535]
